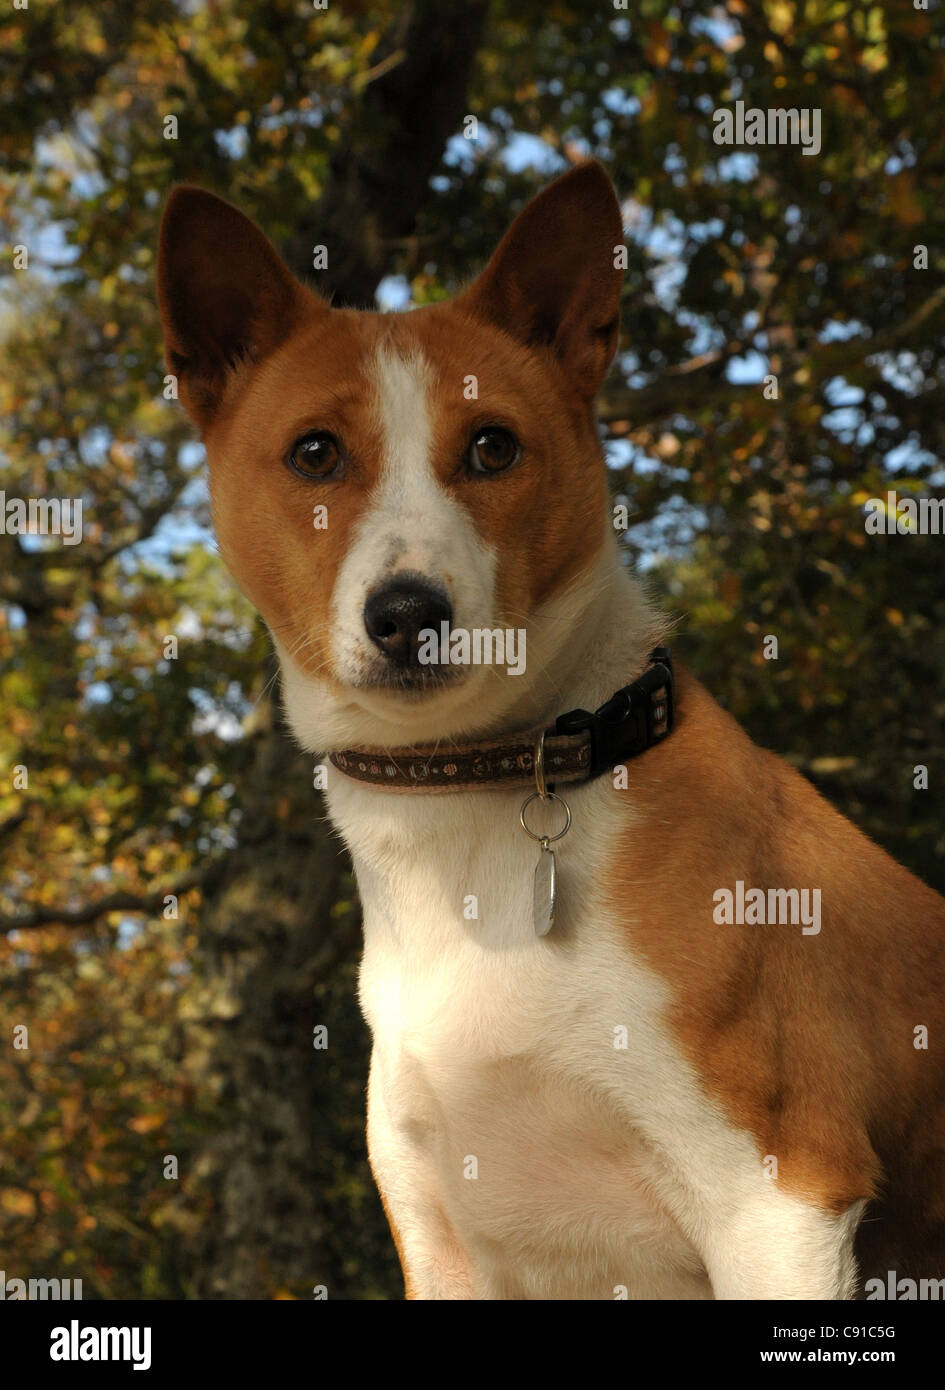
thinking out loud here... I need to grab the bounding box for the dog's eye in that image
[287,431,343,479]
[467,427,519,475]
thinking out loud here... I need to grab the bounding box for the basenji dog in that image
[157,162,945,1300]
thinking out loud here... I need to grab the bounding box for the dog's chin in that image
[275,635,507,751]
[342,661,487,739]
[352,664,463,701]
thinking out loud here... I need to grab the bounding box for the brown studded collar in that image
[328,648,674,794]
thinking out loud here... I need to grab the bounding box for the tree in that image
[2,0,943,1298]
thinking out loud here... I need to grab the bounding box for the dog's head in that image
[156,163,624,749]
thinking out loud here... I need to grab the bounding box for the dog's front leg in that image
[366,1050,476,1300]
[700,1194,865,1300]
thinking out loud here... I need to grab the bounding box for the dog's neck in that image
[484,534,663,742]
[325,536,665,953]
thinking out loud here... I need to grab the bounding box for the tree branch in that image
[599,286,945,428]
[0,862,223,935]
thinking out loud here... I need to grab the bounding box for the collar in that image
[328,647,675,794]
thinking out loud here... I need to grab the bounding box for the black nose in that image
[363,577,453,668]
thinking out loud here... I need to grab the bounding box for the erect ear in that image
[456,161,624,400]
[157,186,318,427]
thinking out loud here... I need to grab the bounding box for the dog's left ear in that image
[157,186,319,428]
[457,161,624,400]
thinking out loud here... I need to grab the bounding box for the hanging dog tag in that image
[533,838,556,937]
[520,788,571,938]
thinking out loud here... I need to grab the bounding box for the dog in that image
[157,162,945,1300]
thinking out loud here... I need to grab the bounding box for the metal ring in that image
[519,790,572,844]
[534,730,549,799]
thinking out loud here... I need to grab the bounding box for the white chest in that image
[329,774,719,1298]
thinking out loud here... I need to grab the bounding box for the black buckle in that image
[554,647,675,779]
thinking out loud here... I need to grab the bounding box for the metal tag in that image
[533,842,556,937]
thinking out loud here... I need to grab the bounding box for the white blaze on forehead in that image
[329,342,497,683]
[371,345,436,494]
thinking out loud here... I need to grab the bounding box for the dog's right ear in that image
[157,187,320,428]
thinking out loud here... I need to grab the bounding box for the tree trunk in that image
[189,0,489,1299]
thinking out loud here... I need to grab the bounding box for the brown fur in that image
[606,666,945,1286]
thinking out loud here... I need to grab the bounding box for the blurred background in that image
[1,0,943,1300]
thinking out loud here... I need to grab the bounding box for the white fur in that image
[328,346,498,726]
[274,343,864,1299]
